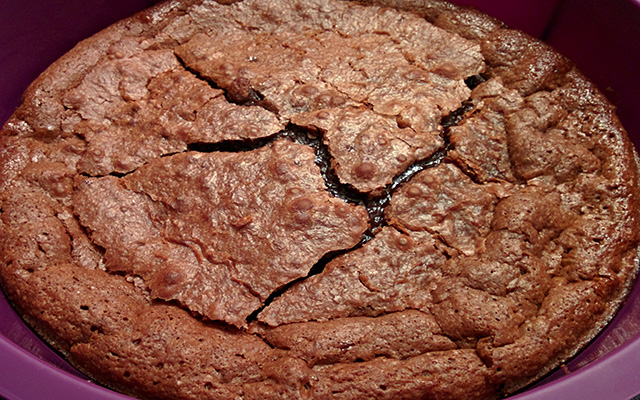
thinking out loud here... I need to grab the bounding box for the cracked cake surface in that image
[0,0,639,399]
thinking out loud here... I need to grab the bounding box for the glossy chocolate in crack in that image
[0,0,639,399]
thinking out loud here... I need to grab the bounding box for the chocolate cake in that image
[1,0,639,399]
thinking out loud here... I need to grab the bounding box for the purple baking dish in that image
[1,0,639,399]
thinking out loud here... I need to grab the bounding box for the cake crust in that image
[1,0,639,399]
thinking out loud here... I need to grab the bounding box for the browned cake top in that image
[0,0,639,399]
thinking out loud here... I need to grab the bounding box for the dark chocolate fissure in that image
[464,74,487,91]
[245,248,346,323]
[441,99,474,130]
[79,169,137,180]
[186,134,278,154]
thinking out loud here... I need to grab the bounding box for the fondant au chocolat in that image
[1,0,638,399]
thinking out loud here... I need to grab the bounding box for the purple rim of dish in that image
[1,0,639,399]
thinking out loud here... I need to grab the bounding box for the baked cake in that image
[1,0,639,399]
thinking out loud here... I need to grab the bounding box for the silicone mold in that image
[1,1,639,399]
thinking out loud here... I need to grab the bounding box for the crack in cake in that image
[1,0,639,399]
